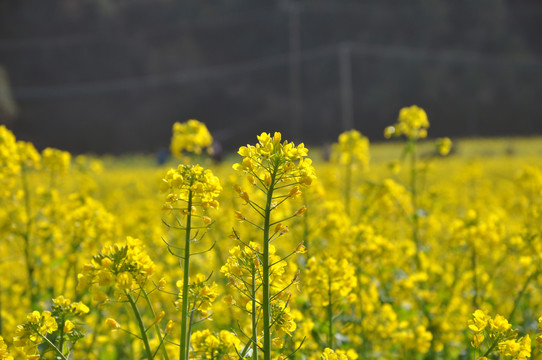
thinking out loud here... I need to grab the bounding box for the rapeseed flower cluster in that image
[78,236,156,294]
[330,129,369,169]
[469,310,531,360]
[2,115,542,359]
[42,147,71,175]
[321,348,358,360]
[162,164,222,209]
[161,160,223,360]
[229,132,315,359]
[12,310,57,357]
[330,129,369,215]
[190,329,240,359]
[435,137,452,156]
[10,297,89,360]
[233,132,315,189]
[0,336,12,360]
[384,105,429,139]
[170,119,213,159]
[305,256,357,308]
[175,274,219,318]
[0,125,40,176]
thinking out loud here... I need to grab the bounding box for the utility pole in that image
[339,42,354,131]
[288,2,302,141]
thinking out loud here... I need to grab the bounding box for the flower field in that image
[1,108,542,360]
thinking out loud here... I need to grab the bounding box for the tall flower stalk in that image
[331,129,369,217]
[161,164,222,360]
[232,132,315,360]
[384,106,454,358]
[15,141,41,309]
[384,105,429,267]
[304,256,357,348]
[77,237,170,360]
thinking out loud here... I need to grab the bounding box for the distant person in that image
[211,141,223,162]
[156,147,169,165]
[321,143,331,162]
[0,65,18,127]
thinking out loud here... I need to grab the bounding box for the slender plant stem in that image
[21,166,38,308]
[472,244,478,308]
[58,315,66,356]
[302,193,310,259]
[481,337,501,358]
[344,160,352,217]
[409,141,422,270]
[357,287,366,356]
[86,288,113,354]
[142,290,170,360]
[179,190,193,360]
[252,262,258,360]
[37,330,68,360]
[262,168,276,360]
[61,260,75,297]
[409,140,438,357]
[125,291,154,360]
[509,272,536,321]
[328,275,333,348]
[0,275,2,334]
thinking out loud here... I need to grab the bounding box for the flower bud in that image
[106,318,121,329]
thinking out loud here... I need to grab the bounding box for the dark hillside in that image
[1,0,541,153]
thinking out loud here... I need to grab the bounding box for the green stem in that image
[37,330,68,360]
[344,160,352,217]
[179,190,193,360]
[409,140,437,356]
[187,299,199,355]
[61,260,75,297]
[472,244,478,308]
[357,289,366,356]
[125,291,154,360]
[328,275,333,348]
[409,141,421,270]
[480,336,501,358]
[86,288,112,353]
[302,193,310,260]
[262,169,276,360]
[21,166,38,308]
[252,262,258,360]
[509,272,536,321]
[0,276,2,334]
[58,315,66,355]
[142,290,171,360]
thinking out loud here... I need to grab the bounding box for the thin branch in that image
[119,327,143,340]
[270,250,297,267]
[161,236,185,250]
[36,331,68,360]
[240,217,264,231]
[191,241,216,256]
[269,213,298,226]
[247,201,265,218]
[282,337,306,360]
[162,218,185,230]
[270,279,297,301]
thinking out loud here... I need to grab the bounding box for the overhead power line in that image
[12,45,338,100]
[349,42,542,67]
[12,42,542,100]
[0,10,275,50]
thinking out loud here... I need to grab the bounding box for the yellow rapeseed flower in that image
[170,119,213,159]
[385,105,429,140]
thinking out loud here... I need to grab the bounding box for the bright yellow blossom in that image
[384,105,429,140]
[170,119,213,158]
